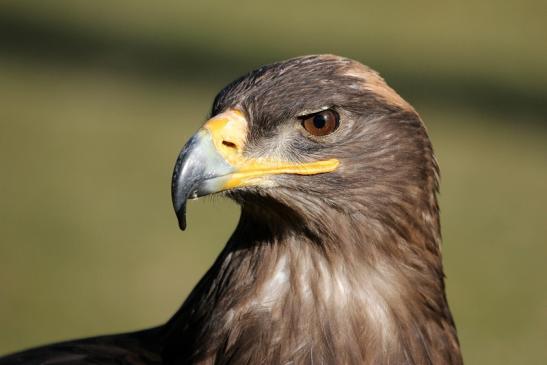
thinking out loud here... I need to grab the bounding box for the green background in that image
[1,1,546,363]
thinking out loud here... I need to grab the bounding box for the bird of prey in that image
[0,55,463,364]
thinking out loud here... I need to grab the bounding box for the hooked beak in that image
[171,109,339,230]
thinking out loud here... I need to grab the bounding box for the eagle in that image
[0,55,463,365]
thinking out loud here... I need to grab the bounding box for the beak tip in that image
[175,204,187,231]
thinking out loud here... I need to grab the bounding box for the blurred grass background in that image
[0,0,546,363]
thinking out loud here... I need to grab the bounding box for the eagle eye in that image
[301,109,339,137]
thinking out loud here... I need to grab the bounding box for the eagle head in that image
[172,54,438,239]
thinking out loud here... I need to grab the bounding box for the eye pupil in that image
[313,114,326,129]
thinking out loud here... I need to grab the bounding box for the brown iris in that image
[301,109,339,136]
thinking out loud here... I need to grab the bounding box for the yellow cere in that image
[204,109,248,166]
[203,108,340,189]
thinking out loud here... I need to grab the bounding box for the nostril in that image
[222,140,237,149]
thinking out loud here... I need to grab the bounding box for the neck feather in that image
[162,202,462,365]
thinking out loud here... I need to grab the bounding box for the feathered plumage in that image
[0,55,462,365]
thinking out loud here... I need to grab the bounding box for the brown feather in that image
[162,55,462,364]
